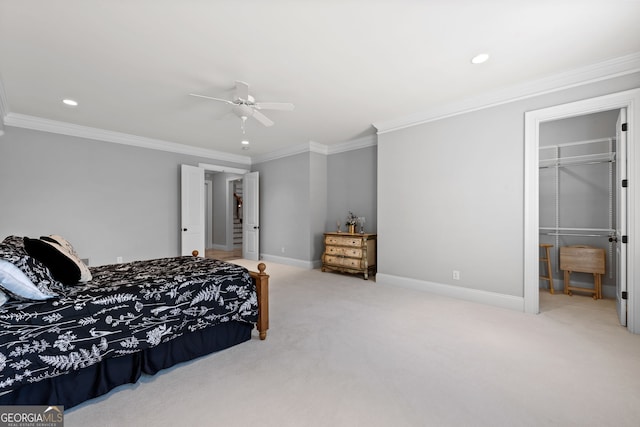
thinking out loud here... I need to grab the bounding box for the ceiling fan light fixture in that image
[471,53,490,64]
[240,115,248,134]
[241,140,250,145]
[190,80,293,131]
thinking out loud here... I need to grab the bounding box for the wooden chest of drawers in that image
[322,232,377,279]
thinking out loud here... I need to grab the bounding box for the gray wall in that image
[377,72,640,298]
[309,151,328,261]
[327,145,377,234]
[253,152,312,261]
[0,127,248,265]
[253,145,377,265]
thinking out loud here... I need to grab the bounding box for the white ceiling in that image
[1,1,639,160]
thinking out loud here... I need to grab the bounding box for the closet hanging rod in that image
[541,232,612,238]
[539,160,612,169]
[539,227,614,232]
[539,152,615,168]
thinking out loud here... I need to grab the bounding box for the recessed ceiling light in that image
[241,140,250,145]
[471,53,490,64]
[62,99,78,107]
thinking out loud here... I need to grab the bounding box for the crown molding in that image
[309,140,329,155]
[250,135,378,164]
[4,112,252,165]
[326,134,377,155]
[250,141,325,164]
[374,52,640,134]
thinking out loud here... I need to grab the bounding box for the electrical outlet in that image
[281,247,285,253]
[452,270,461,280]
[116,256,123,263]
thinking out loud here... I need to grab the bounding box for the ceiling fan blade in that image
[252,110,274,127]
[189,93,235,105]
[235,81,250,101]
[254,102,295,111]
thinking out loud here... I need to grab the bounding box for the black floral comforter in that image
[0,256,257,395]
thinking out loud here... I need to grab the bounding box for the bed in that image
[0,235,269,409]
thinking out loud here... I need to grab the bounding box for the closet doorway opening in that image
[538,109,622,317]
[524,88,639,333]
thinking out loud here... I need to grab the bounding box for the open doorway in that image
[231,178,243,254]
[523,88,639,334]
[204,172,244,261]
[538,110,620,314]
[181,164,259,261]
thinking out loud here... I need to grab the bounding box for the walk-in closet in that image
[539,109,622,304]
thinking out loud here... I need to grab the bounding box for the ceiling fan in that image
[190,81,294,132]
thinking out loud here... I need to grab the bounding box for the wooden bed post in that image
[250,263,269,340]
[194,251,269,340]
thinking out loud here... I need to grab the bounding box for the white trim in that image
[524,88,640,334]
[376,273,524,312]
[250,136,378,164]
[260,253,320,269]
[309,141,329,155]
[4,112,252,164]
[326,134,377,155]
[250,141,324,164]
[374,52,640,134]
[198,163,250,175]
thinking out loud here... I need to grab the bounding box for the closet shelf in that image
[539,152,615,169]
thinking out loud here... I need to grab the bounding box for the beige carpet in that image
[65,260,640,426]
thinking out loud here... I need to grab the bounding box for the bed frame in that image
[0,259,269,408]
[190,250,269,339]
[249,262,270,340]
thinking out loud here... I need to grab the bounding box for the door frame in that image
[523,88,640,333]
[204,179,213,248]
[197,163,253,255]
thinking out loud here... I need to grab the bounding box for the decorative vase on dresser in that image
[321,232,377,280]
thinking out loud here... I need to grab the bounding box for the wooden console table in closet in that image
[322,232,377,280]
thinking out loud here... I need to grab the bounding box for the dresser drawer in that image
[325,246,363,258]
[323,255,363,269]
[325,235,364,247]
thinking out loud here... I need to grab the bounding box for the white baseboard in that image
[259,254,320,269]
[376,273,525,312]
[260,254,320,270]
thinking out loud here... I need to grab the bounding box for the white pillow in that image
[0,259,55,300]
[0,289,8,306]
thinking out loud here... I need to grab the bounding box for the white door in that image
[616,108,628,326]
[242,171,259,261]
[181,164,205,257]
